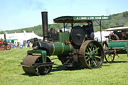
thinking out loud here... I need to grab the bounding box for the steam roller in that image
[20,11,106,76]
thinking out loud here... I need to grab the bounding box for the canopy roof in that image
[106,27,128,31]
[54,16,111,23]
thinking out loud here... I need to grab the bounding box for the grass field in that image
[0,47,128,85]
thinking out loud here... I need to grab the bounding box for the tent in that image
[0,31,43,44]
[94,31,111,42]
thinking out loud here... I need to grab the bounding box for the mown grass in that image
[0,47,128,85]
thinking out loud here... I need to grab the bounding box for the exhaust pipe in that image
[41,12,48,41]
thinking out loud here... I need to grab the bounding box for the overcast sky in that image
[0,0,128,31]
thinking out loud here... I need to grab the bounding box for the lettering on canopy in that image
[73,16,111,20]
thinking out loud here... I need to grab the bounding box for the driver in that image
[83,21,94,39]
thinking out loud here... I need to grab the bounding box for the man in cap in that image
[83,21,94,39]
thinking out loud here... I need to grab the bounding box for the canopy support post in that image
[63,23,66,33]
[100,20,102,43]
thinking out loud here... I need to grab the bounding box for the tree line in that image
[1,11,128,36]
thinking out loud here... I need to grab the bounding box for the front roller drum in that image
[21,55,52,76]
[79,40,104,68]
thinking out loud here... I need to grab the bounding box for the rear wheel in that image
[79,40,104,68]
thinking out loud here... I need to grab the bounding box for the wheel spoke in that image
[89,43,94,50]
[87,48,89,52]
[92,60,97,67]
[95,56,101,59]
[86,57,91,61]
[89,60,92,66]
[87,60,90,66]
[85,52,90,55]
[95,51,98,55]
[93,47,99,52]
[88,47,92,52]
[90,59,96,67]
[92,46,95,51]
[94,58,98,63]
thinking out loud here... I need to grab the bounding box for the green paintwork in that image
[52,42,73,55]
[41,51,47,63]
[54,16,72,21]
[27,42,73,63]
[27,50,47,63]
[108,35,112,41]
[27,50,33,55]
[58,33,70,43]
[108,40,128,50]
[27,32,73,63]
[73,16,111,20]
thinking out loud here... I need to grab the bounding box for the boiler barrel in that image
[51,42,73,55]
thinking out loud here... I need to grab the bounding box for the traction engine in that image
[0,33,11,50]
[20,12,104,75]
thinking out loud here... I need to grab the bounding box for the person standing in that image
[25,41,28,48]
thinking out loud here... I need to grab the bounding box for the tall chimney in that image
[41,12,48,41]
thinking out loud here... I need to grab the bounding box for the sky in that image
[0,0,128,31]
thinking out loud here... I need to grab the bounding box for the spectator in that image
[25,41,28,48]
